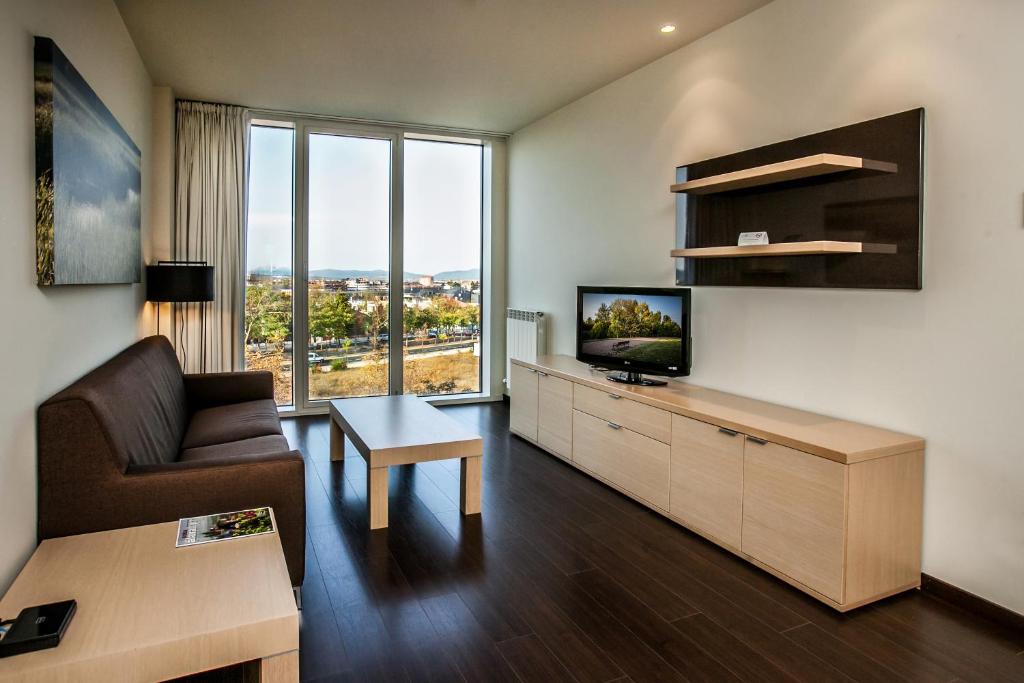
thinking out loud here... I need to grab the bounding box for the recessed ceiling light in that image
[660,24,676,34]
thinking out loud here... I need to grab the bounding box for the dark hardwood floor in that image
[279,401,1024,683]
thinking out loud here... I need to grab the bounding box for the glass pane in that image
[307,133,391,400]
[244,125,294,406]
[402,139,483,396]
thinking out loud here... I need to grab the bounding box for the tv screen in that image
[576,286,691,381]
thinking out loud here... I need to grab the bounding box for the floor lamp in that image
[146,261,215,372]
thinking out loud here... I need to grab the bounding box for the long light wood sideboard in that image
[509,355,925,611]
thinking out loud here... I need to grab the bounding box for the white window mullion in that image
[294,123,310,410]
[389,135,405,394]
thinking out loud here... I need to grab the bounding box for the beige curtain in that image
[173,100,246,373]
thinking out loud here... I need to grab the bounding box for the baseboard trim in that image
[920,573,1024,632]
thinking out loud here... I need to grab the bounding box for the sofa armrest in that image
[184,370,274,410]
[121,450,305,586]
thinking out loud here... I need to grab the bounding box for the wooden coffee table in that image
[0,520,298,682]
[329,395,484,529]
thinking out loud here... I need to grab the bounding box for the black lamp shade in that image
[146,263,215,302]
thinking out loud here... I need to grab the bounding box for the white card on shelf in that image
[737,231,769,246]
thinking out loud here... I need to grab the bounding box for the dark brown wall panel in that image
[674,109,923,289]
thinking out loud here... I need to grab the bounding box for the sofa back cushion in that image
[40,336,188,470]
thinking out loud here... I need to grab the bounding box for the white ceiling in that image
[115,0,769,133]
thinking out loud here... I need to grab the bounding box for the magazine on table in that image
[176,507,276,548]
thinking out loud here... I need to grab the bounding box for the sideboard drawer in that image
[573,384,671,444]
[572,409,670,509]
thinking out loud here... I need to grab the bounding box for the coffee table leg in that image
[460,456,481,515]
[330,419,345,462]
[368,466,389,529]
[246,650,298,682]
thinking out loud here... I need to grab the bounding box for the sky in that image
[581,293,683,325]
[246,126,482,277]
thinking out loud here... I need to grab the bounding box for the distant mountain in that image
[432,268,480,281]
[308,268,427,281]
[250,267,423,280]
[249,266,292,276]
[249,266,480,281]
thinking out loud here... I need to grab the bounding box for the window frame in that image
[244,112,504,414]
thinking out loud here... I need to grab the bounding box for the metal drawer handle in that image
[606,422,622,430]
[527,368,537,373]
[746,436,768,446]
[607,393,621,400]
[718,427,739,437]
[538,371,548,376]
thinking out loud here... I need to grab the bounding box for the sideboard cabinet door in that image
[510,364,539,441]
[538,374,573,460]
[670,415,744,549]
[742,439,846,602]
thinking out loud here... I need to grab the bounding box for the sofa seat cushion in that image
[179,434,290,463]
[181,399,282,449]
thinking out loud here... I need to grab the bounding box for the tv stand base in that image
[606,371,667,386]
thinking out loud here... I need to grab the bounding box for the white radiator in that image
[505,308,546,389]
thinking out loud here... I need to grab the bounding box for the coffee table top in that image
[329,395,483,467]
[0,520,297,682]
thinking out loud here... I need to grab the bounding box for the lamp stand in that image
[145,260,215,374]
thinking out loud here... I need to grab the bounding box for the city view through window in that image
[244,126,483,406]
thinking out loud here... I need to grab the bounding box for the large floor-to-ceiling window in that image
[244,118,492,410]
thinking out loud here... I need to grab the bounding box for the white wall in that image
[141,85,174,334]
[150,86,175,260]
[484,139,509,401]
[0,0,152,591]
[509,0,1024,614]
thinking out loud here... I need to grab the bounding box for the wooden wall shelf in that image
[671,241,897,259]
[670,153,897,195]
[667,154,892,194]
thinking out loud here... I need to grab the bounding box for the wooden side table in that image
[0,520,298,682]
[329,395,484,529]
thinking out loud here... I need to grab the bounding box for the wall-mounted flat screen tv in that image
[576,286,691,386]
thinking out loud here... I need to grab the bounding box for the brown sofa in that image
[37,335,305,587]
